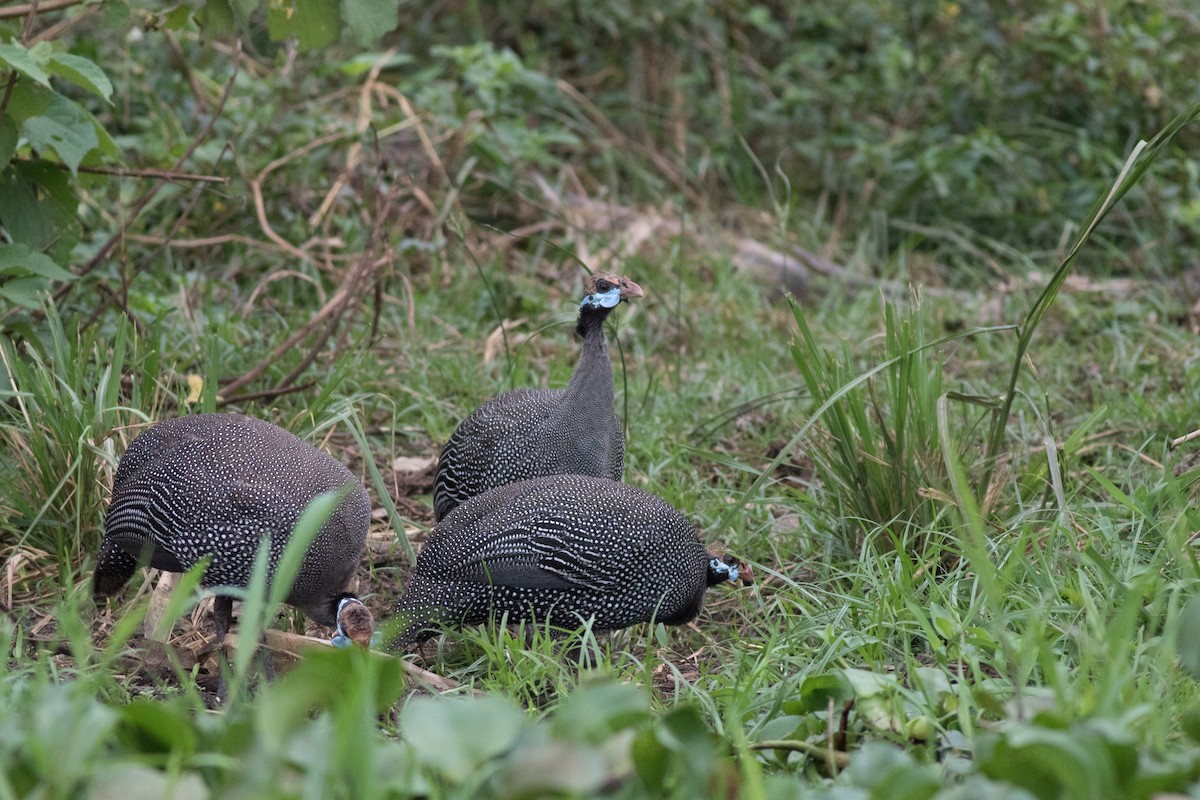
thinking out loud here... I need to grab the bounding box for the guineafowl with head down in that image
[94,413,375,647]
[389,474,752,649]
[432,272,644,522]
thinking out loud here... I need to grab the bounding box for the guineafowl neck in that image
[565,310,614,408]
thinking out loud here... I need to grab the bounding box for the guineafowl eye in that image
[433,271,645,522]
[391,475,748,649]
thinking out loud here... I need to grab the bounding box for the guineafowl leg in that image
[212,596,233,703]
[213,595,234,642]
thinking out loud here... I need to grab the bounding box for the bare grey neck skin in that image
[562,305,616,416]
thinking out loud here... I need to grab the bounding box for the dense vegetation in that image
[3,1,1200,797]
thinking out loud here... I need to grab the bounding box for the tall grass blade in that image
[981,101,1200,492]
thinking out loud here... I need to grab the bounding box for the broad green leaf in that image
[490,740,609,798]
[551,682,649,743]
[0,276,46,309]
[196,0,235,36]
[47,52,113,102]
[8,84,101,175]
[0,42,50,87]
[268,0,339,51]
[0,244,74,281]
[341,0,399,47]
[783,672,853,714]
[89,763,209,800]
[163,5,193,30]
[400,695,525,781]
[0,165,54,248]
[0,113,16,168]
[22,111,98,176]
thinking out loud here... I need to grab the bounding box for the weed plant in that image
[4,4,1200,798]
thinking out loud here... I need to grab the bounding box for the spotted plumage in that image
[391,474,750,648]
[433,272,644,522]
[94,413,374,645]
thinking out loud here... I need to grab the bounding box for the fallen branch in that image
[0,0,79,20]
[218,629,463,692]
[13,159,227,183]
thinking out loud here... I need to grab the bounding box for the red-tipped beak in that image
[737,563,754,585]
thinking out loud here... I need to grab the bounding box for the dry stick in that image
[217,252,380,398]
[214,629,463,693]
[126,232,296,253]
[0,0,75,20]
[19,0,41,39]
[218,380,318,407]
[555,77,702,207]
[309,47,399,229]
[1170,428,1200,449]
[248,129,354,263]
[52,41,243,306]
[223,172,400,398]
[16,162,228,184]
[29,3,96,44]
[748,740,851,769]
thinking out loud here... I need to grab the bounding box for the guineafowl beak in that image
[618,278,644,300]
[333,597,376,648]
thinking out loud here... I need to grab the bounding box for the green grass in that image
[6,3,1200,798]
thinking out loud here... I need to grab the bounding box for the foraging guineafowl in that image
[390,474,751,648]
[432,272,644,522]
[94,413,374,646]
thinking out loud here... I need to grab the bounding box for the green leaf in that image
[551,682,649,744]
[47,53,113,102]
[489,740,609,798]
[88,763,209,800]
[163,5,193,30]
[783,672,853,714]
[0,276,47,309]
[341,0,399,47]
[400,695,525,781]
[268,0,340,51]
[22,112,97,176]
[0,42,51,87]
[118,701,198,755]
[1177,595,1200,680]
[196,0,235,36]
[8,84,102,176]
[0,165,53,248]
[0,244,74,281]
[0,113,16,169]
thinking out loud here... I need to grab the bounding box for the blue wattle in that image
[580,287,622,309]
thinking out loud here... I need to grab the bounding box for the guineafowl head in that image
[580,272,643,309]
[577,272,643,337]
[706,552,753,587]
[330,594,376,647]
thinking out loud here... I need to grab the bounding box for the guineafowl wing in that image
[429,516,629,594]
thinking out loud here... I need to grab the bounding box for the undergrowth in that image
[3,2,1200,798]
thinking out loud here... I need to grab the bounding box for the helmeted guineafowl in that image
[389,474,751,648]
[432,272,644,522]
[94,413,375,647]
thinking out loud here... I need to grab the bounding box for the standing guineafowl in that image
[432,272,644,522]
[390,474,751,648]
[94,413,375,647]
